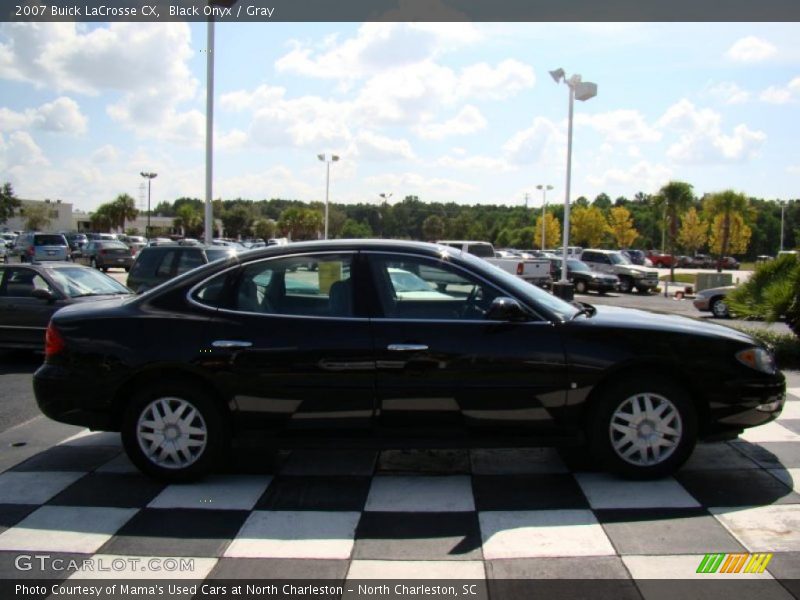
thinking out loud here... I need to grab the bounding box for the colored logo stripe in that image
[697,553,773,574]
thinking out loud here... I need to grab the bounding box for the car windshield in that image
[609,252,631,265]
[454,251,580,320]
[34,235,66,246]
[49,267,132,297]
[567,259,590,272]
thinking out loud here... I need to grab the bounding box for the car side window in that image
[176,250,204,274]
[155,251,176,278]
[191,272,230,308]
[368,255,500,321]
[233,254,354,318]
[0,268,52,298]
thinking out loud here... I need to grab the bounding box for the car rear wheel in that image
[90,258,97,269]
[587,377,697,479]
[121,382,229,482]
[711,297,729,318]
[574,280,587,294]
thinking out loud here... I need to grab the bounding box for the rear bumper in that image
[33,364,116,430]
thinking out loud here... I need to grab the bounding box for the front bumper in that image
[701,375,786,438]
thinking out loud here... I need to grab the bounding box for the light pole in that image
[780,200,786,252]
[537,184,553,250]
[549,68,597,299]
[379,192,392,204]
[317,153,340,239]
[140,172,157,238]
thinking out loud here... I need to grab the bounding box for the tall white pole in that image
[324,160,330,240]
[204,20,215,244]
[541,188,547,250]
[560,85,575,284]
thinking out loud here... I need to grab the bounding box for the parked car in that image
[646,250,678,268]
[126,244,239,292]
[0,262,132,350]
[621,249,648,266]
[11,232,70,263]
[34,240,784,482]
[717,256,740,270]
[693,286,735,318]
[549,258,619,295]
[122,235,147,257]
[580,249,659,293]
[64,233,88,254]
[2,232,18,248]
[437,240,552,287]
[76,240,135,272]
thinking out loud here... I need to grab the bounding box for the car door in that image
[365,252,569,440]
[201,251,375,437]
[0,266,65,348]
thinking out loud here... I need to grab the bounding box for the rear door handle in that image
[387,343,429,352]
[212,340,253,349]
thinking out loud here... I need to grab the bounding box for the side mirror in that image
[486,296,528,322]
[31,288,56,303]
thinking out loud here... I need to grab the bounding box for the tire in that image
[710,297,729,319]
[574,279,588,294]
[618,277,633,294]
[586,376,697,479]
[90,257,98,269]
[121,381,230,482]
[635,285,651,294]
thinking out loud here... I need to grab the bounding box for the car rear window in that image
[98,241,128,249]
[130,248,165,276]
[467,244,494,258]
[34,235,67,246]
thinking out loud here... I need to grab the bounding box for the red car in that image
[646,250,677,268]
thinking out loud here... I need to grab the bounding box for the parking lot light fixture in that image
[536,184,553,249]
[318,154,340,240]
[140,172,157,239]
[550,68,597,297]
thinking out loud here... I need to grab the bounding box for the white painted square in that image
[479,510,616,559]
[711,505,800,552]
[778,401,800,420]
[623,555,775,580]
[347,560,485,579]
[69,554,218,579]
[739,422,800,443]
[470,448,568,475]
[0,471,85,505]
[58,430,122,447]
[0,506,137,553]
[148,475,272,511]
[224,511,360,559]
[364,475,474,512]
[575,473,700,509]
[786,388,800,401]
[768,468,800,493]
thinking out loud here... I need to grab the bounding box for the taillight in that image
[45,322,65,357]
[27,247,34,256]
[516,262,524,275]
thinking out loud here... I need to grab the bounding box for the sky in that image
[0,21,799,214]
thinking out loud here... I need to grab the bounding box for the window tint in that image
[467,243,495,258]
[176,250,205,274]
[155,250,177,277]
[191,272,229,308]
[0,268,53,298]
[234,254,353,317]
[34,235,67,246]
[369,255,500,321]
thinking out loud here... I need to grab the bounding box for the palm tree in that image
[704,190,749,272]
[111,194,138,232]
[653,181,694,290]
[173,204,202,237]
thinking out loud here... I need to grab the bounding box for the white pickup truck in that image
[436,240,552,287]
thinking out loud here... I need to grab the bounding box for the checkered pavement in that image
[0,385,798,596]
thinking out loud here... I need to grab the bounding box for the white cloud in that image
[502,117,565,166]
[0,131,48,168]
[758,77,800,104]
[354,131,415,161]
[218,166,319,201]
[575,109,661,143]
[588,161,672,193]
[725,36,777,63]
[91,144,119,163]
[435,154,513,172]
[456,59,535,100]
[364,171,476,201]
[0,96,87,134]
[656,99,766,163]
[704,81,751,105]
[415,105,487,140]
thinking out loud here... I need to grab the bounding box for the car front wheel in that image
[121,382,229,482]
[587,377,697,479]
[574,280,587,294]
[711,297,729,318]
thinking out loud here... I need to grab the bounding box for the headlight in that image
[736,347,777,375]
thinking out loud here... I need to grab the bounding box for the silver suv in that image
[580,249,659,293]
[11,232,70,263]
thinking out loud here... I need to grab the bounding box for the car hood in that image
[578,304,756,345]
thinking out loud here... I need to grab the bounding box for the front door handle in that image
[387,343,429,352]
[212,340,253,349]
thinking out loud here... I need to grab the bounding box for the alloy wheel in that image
[136,397,208,469]
[608,392,683,466]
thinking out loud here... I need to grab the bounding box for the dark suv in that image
[126,244,238,292]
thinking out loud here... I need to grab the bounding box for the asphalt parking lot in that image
[1,266,797,596]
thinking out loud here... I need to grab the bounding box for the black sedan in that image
[548,258,619,294]
[0,262,132,350]
[33,240,785,481]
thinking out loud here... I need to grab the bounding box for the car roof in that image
[582,248,618,254]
